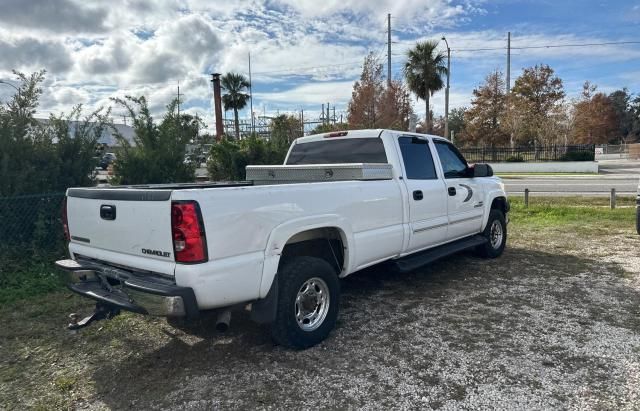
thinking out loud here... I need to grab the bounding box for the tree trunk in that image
[233,107,240,140]
[425,93,430,133]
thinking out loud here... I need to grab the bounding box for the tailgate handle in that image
[100,205,116,220]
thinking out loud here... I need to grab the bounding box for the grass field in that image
[0,197,638,409]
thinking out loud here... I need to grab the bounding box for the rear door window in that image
[286,138,388,165]
[398,137,437,180]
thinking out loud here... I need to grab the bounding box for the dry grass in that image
[1,199,639,409]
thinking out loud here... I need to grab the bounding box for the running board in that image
[392,235,487,273]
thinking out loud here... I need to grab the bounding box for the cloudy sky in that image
[0,0,639,131]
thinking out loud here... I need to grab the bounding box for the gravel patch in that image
[1,228,639,410]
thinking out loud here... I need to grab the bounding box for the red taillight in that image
[325,131,348,138]
[171,201,207,263]
[62,197,70,241]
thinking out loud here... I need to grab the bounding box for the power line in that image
[453,40,640,52]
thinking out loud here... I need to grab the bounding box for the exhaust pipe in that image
[215,309,231,332]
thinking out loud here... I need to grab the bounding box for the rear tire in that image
[477,209,507,258]
[271,257,340,349]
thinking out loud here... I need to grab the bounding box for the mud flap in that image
[250,273,278,324]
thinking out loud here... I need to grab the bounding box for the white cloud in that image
[0,35,73,74]
[254,80,354,105]
[0,0,108,34]
[1,0,637,127]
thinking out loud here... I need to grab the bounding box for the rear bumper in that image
[56,258,199,318]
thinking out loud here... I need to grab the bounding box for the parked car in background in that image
[57,129,509,349]
[99,153,116,170]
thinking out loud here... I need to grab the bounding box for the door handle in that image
[413,190,423,201]
[100,205,116,220]
[448,187,457,196]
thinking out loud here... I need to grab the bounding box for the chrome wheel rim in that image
[490,220,503,249]
[295,277,330,332]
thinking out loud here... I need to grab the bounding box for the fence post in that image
[524,188,529,208]
[610,188,616,209]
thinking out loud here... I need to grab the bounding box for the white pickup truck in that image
[56,129,509,348]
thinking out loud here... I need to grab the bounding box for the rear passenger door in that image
[433,140,485,240]
[397,136,448,253]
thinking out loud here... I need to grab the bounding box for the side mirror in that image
[471,163,493,178]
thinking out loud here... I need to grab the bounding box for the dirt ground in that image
[1,212,640,410]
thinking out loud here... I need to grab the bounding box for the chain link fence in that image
[0,192,66,254]
[0,192,68,301]
[0,193,65,272]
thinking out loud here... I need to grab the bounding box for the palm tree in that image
[404,40,447,133]
[221,72,250,139]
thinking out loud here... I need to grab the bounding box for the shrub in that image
[560,151,595,161]
[505,156,525,162]
[110,96,197,185]
[207,136,288,181]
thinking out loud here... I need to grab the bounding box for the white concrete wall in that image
[596,153,629,160]
[488,161,599,173]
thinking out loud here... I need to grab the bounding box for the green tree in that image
[309,122,349,135]
[510,64,565,146]
[403,40,448,132]
[111,96,196,185]
[0,70,108,196]
[463,70,509,147]
[448,107,467,143]
[377,80,413,130]
[608,89,639,143]
[207,136,288,181]
[347,52,383,128]
[221,72,250,140]
[270,114,302,151]
[571,82,619,144]
[0,70,109,282]
[631,96,640,142]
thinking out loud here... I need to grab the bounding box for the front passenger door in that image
[434,141,485,241]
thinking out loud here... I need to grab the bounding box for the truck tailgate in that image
[66,188,176,275]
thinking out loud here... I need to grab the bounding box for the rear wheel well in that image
[279,228,345,275]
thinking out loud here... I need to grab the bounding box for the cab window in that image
[434,141,468,178]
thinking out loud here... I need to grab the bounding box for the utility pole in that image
[249,52,254,135]
[177,81,180,117]
[506,32,511,95]
[507,31,513,148]
[441,36,450,140]
[332,106,336,124]
[321,103,325,124]
[301,109,304,136]
[387,13,392,86]
[177,81,181,141]
[326,103,330,126]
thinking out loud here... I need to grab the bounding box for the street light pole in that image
[441,37,450,140]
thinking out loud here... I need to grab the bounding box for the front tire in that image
[271,257,340,349]
[477,209,507,258]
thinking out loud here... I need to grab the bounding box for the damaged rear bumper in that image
[55,258,199,318]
